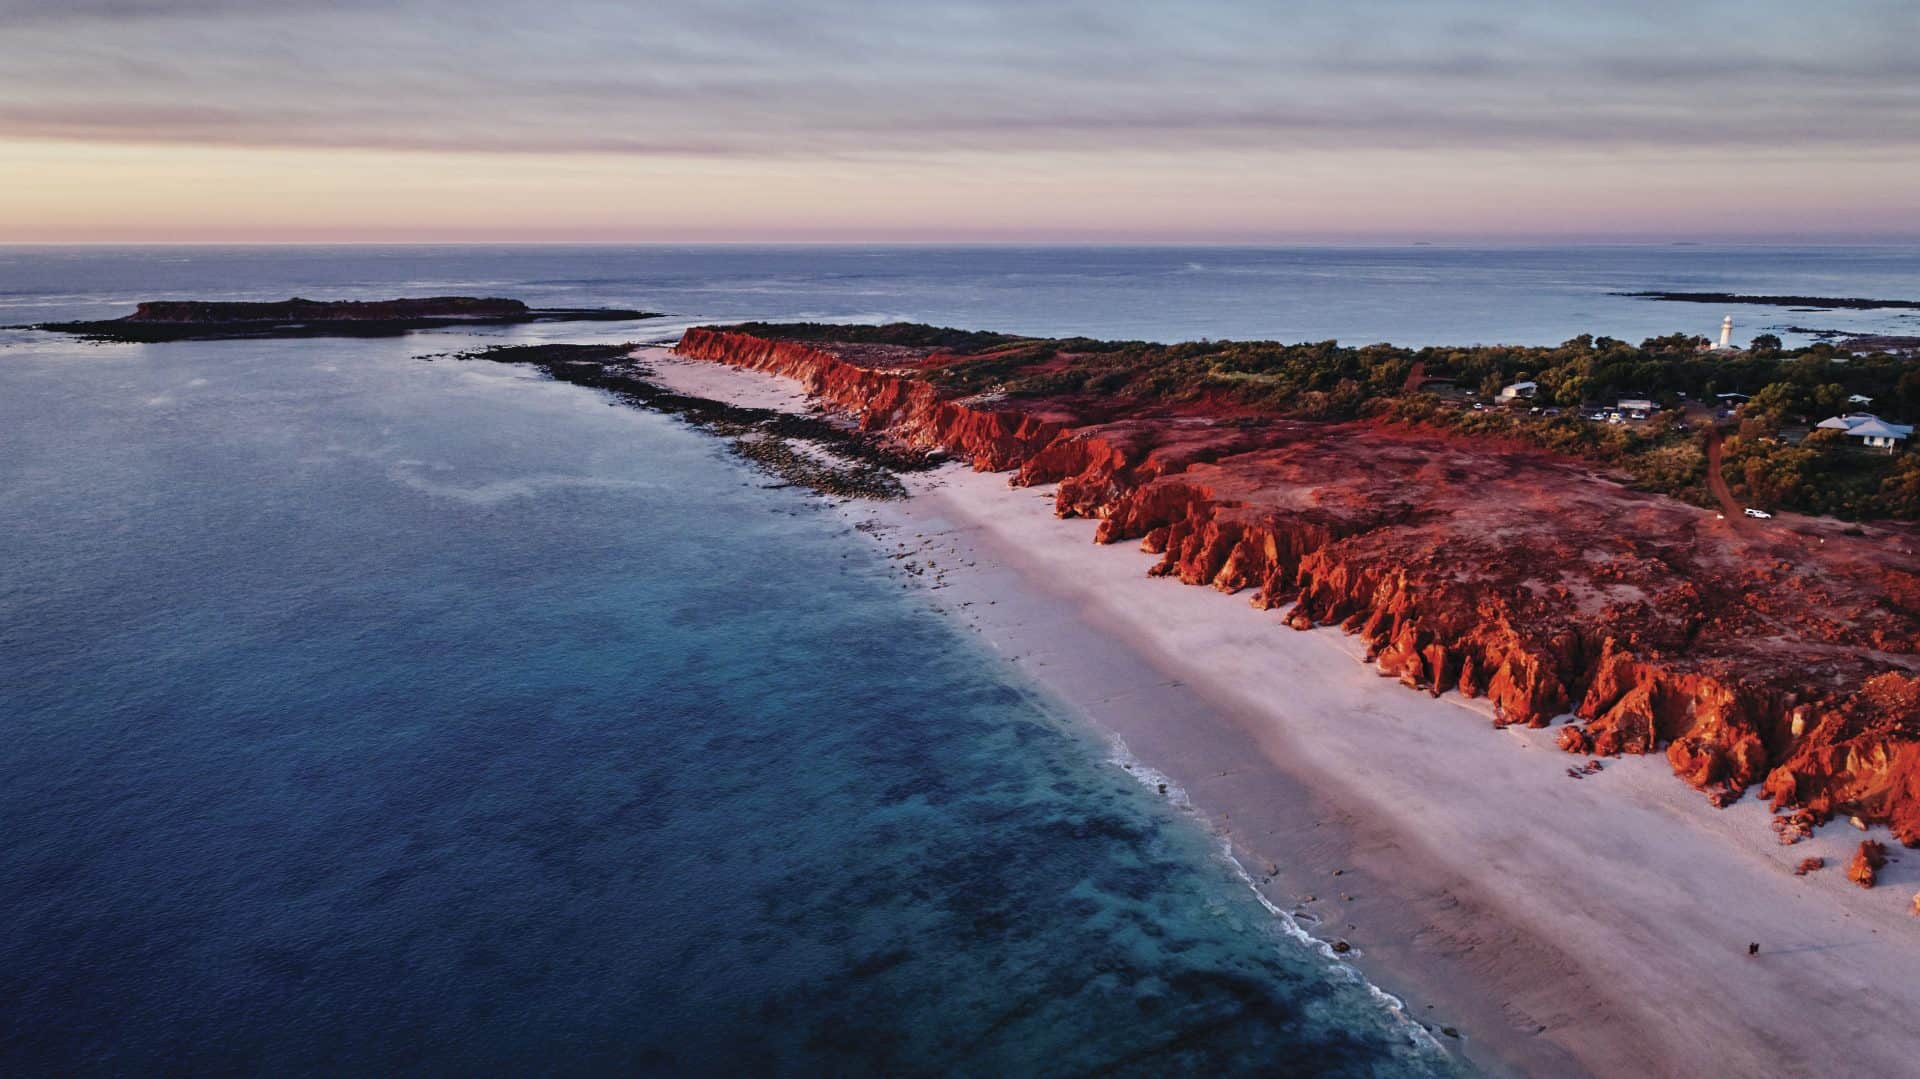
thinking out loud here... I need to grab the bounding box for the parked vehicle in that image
[1744,508,1773,519]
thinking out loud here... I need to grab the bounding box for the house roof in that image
[1818,413,1912,438]
[1849,419,1912,440]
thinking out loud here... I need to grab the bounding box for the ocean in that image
[3,244,1916,1075]
[4,242,1919,348]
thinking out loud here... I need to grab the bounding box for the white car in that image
[1744,508,1773,519]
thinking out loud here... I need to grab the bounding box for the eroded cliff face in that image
[676,327,1920,846]
[677,328,1069,470]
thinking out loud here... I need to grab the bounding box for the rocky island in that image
[26,296,657,342]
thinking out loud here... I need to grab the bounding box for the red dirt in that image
[677,327,1920,846]
[1698,420,1754,539]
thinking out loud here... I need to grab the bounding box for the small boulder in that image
[1848,840,1889,889]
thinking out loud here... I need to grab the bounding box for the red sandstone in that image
[1849,840,1890,888]
[675,327,1920,846]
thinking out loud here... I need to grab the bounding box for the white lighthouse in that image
[1717,315,1734,350]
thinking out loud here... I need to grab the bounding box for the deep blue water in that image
[3,242,1919,348]
[3,244,1914,1074]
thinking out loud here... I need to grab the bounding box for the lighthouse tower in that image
[1718,315,1733,350]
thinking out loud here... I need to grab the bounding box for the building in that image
[1617,397,1658,418]
[1816,413,1913,452]
[1713,315,1735,351]
[1849,393,1875,406]
[1497,380,1537,403]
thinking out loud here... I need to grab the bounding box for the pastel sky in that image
[2,0,1916,242]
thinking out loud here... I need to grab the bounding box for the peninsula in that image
[659,323,1920,841]
[477,321,1920,1076]
[26,296,657,342]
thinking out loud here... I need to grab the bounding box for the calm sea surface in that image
[3,243,1918,347]
[3,244,1916,1074]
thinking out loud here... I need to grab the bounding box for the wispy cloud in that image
[1,0,1914,158]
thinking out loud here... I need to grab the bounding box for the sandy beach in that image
[640,347,1920,1078]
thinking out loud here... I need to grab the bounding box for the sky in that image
[2,0,1916,243]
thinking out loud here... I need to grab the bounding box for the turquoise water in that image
[0,327,1454,1073]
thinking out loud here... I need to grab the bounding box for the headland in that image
[458,322,1920,1076]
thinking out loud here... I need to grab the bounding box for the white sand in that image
[636,346,815,413]
[653,345,1920,1078]
[858,467,1920,1077]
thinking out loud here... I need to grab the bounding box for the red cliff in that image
[675,326,1920,847]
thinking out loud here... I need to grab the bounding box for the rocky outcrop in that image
[125,297,532,322]
[1760,675,1920,845]
[675,325,1920,847]
[677,328,1068,469]
[1849,840,1890,888]
[31,297,653,342]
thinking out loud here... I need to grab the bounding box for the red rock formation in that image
[1848,840,1890,888]
[675,326,1920,847]
[677,329,1071,470]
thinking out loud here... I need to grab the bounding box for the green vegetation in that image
[896,326,1920,520]
[721,321,1028,352]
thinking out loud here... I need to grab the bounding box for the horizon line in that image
[6,236,1920,248]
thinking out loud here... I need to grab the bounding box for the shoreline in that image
[640,347,1920,1078]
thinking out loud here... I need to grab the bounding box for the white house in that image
[1816,413,1913,452]
[1497,381,1537,402]
[1617,397,1658,417]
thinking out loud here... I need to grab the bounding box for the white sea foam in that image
[386,462,661,506]
[1102,731,1452,1060]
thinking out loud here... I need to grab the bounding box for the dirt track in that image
[1702,425,1748,525]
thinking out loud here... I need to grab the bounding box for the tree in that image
[1750,333,1783,357]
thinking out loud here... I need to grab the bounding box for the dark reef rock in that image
[1621,291,1920,311]
[452,342,932,500]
